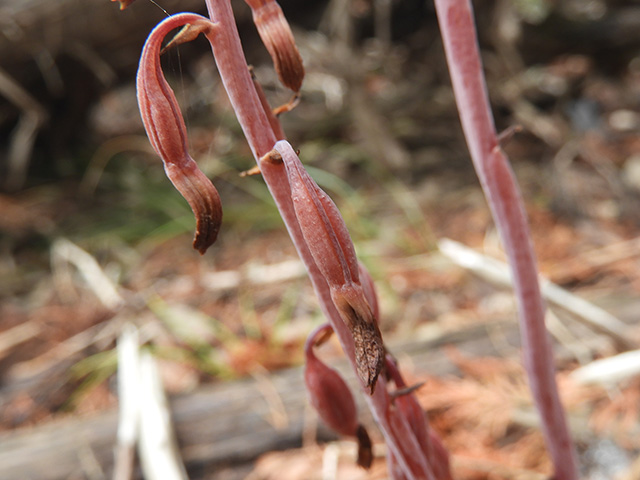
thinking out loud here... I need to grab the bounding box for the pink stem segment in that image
[201,2,436,476]
[434,1,578,478]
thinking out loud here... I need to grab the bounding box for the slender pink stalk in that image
[198,3,437,476]
[434,1,578,478]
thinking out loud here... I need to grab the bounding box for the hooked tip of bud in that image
[165,162,223,255]
[245,0,305,92]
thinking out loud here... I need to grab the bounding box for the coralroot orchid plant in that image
[117,0,579,478]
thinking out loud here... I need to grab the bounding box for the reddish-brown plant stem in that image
[434,1,578,478]
[201,1,434,476]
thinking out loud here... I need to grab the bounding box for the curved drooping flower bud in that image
[304,324,373,469]
[244,0,305,93]
[262,141,385,393]
[137,14,222,254]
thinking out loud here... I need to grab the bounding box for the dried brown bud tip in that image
[333,287,384,394]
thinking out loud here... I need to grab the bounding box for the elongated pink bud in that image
[137,14,222,254]
[263,142,385,392]
[244,0,304,92]
[304,324,373,469]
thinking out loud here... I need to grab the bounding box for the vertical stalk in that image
[201,1,433,477]
[433,1,578,478]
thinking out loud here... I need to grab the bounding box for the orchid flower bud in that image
[262,141,385,392]
[137,14,222,254]
[244,0,305,92]
[304,324,373,469]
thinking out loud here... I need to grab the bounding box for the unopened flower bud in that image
[304,324,373,469]
[137,14,222,254]
[265,141,385,392]
[244,0,304,92]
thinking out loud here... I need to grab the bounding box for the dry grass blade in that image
[51,238,124,310]
[113,324,141,480]
[6,318,122,381]
[138,351,188,480]
[0,321,41,358]
[438,238,634,350]
[0,67,48,190]
[570,349,640,386]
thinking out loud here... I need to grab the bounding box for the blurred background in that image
[1,0,639,479]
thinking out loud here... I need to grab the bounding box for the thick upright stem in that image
[201,2,433,477]
[434,1,578,478]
